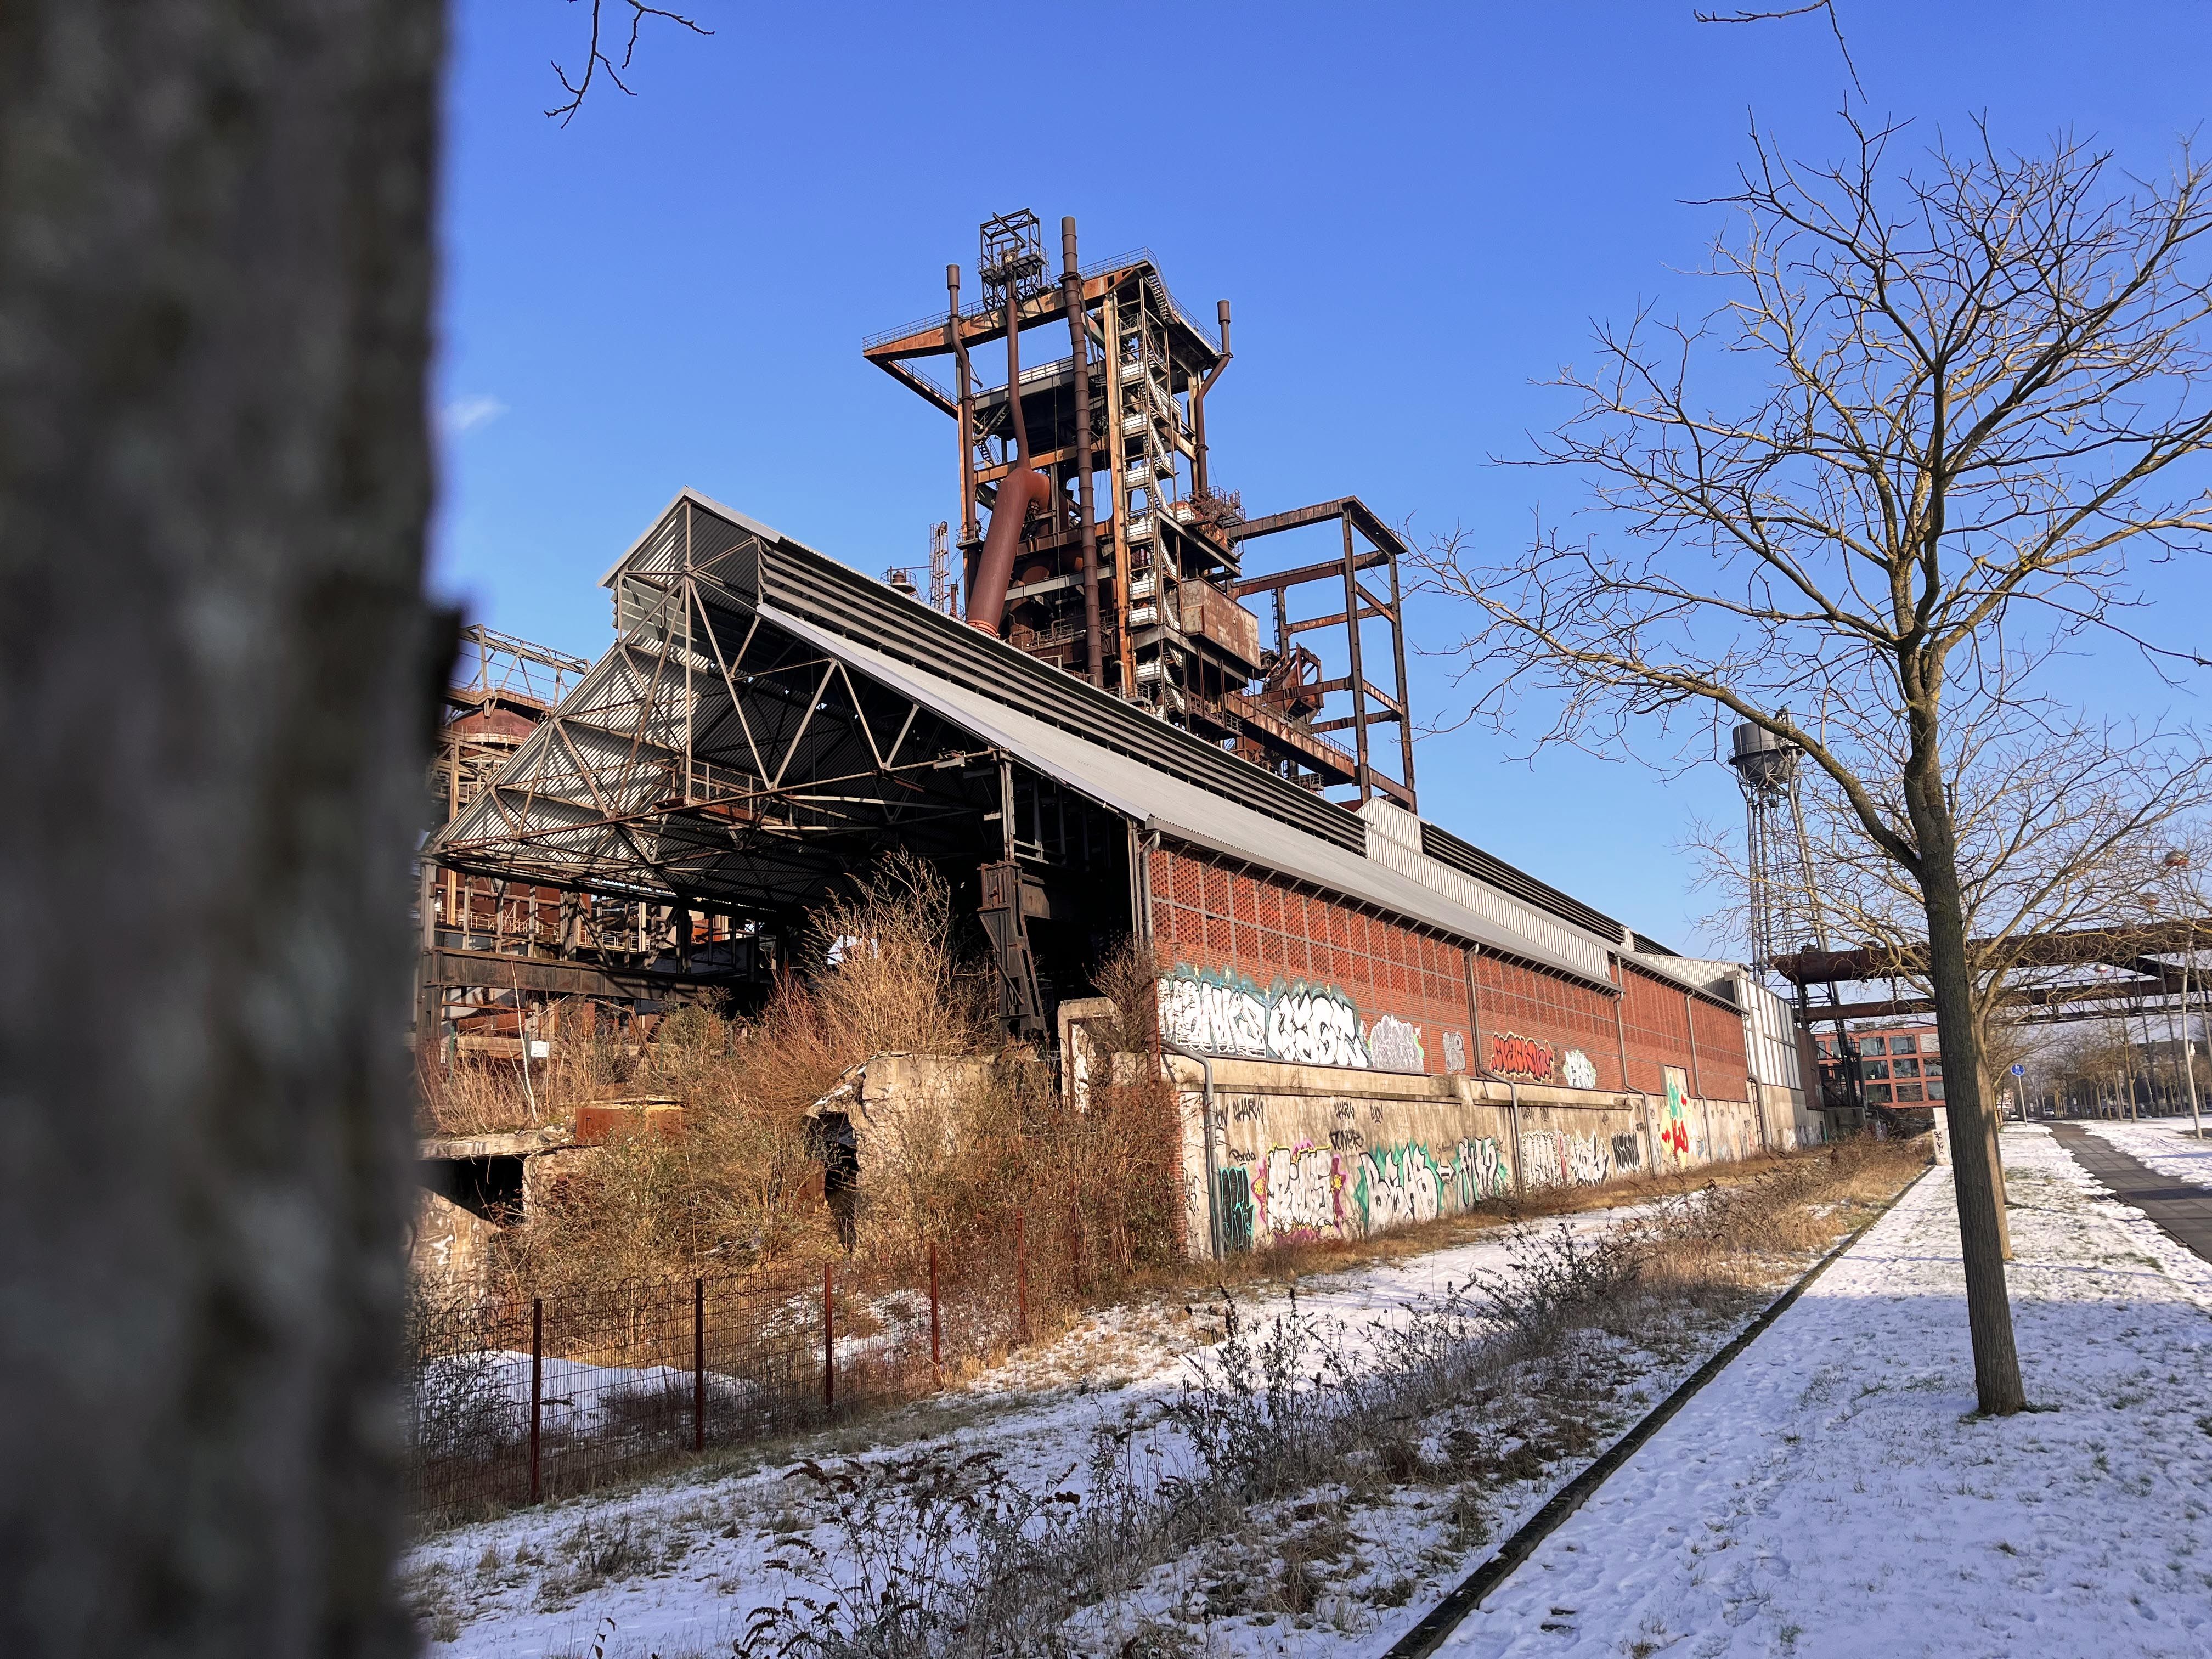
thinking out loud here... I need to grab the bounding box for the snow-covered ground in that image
[2080,1113,2212,1193]
[1444,1125,2212,1658]
[405,1206,1662,1656]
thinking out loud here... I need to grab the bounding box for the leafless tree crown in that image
[1423,119,2212,881]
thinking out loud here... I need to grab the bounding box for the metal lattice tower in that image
[860,209,1418,810]
[1728,720,1826,980]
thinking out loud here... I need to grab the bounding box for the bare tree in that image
[1,4,443,1652]
[1420,120,2212,1415]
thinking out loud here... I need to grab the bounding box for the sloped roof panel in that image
[763,608,1613,988]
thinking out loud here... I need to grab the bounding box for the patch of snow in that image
[1440,1126,2212,1657]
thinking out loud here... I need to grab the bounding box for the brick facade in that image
[1150,841,1751,1099]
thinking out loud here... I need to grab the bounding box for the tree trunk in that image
[1968,1033,2012,1261]
[1909,776,2027,1415]
[0,5,442,1654]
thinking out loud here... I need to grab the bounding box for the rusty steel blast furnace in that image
[861,210,1417,811]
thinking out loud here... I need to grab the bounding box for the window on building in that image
[1890,1035,1919,1054]
[1925,1057,1943,1077]
[1857,1035,1885,1057]
[1864,1059,1890,1080]
[1894,1083,1925,1102]
[1926,1079,1945,1100]
[1893,1058,1920,1078]
[1815,1035,1836,1057]
[1865,1083,1893,1103]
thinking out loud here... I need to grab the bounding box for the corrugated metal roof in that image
[1357,803,1617,984]
[611,490,1369,854]
[764,608,1615,988]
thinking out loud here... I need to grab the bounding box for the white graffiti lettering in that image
[1449,1136,1509,1206]
[1562,1049,1599,1090]
[1566,1130,1612,1186]
[1268,986,1370,1069]
[1367,1015,1427,1075]
[1356,1145,1441,1232]
[1157,967,1438,1073]
[1442,1030,1467,1073]
[1260,1146,1336,1235]
[1157,972,1268,1059]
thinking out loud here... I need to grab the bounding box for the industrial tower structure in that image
[862,210,1417,810]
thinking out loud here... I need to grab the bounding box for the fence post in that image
[529,1296,544,1505]
[693,1276,706,1454]
[1015,1208,1029,1346]
[822,1261,834,1412]
[928,1243,941,1374]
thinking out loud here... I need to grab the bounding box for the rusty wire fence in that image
[406,1217,1046,1526]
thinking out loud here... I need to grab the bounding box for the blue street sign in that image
[2011,1063,2025,1076]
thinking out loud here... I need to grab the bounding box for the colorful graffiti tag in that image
[1660,1065,1692,1160]
[1448,1136,1510,1207]
[1156,966,1428,1073]
[1487,1031,1557,1081]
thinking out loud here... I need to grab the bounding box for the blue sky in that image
[432,1,2212,952]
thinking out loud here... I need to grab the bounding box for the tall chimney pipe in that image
[1062,217,1103,687]
[1192,298,1233,501]
[966,256,1050,636]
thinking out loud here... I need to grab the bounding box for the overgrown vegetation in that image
[731,1138,1926,1657]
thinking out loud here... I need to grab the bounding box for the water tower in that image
[1728,719,1824,977]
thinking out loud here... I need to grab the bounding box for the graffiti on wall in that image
[1562,1048,1599,1090]
[1660,1066,1692,1160]
[1255,1144,1338,1237]
[1442,1030,1467,1073]
[1448,1136,1510,1207]
[1518,1128,1623,1190]
[1368,1015,1427,1074]
[1355,1144,1443,1230]
[1225,1130,1536,1240]
[1487,1031,1557,1082]
[1156,964,1430,1073]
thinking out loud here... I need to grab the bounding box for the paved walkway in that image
[2050,1120,2212,1265]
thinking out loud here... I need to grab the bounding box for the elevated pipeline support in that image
[1062,216,1103,686]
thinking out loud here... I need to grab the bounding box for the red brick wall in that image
[1469,951,1626,1090]
[1148,842,1748,1093]
[1149,844,1471,1074]
[1621,963,1751,1098]
[1690,992,1752,1099]
[1620,963,1693,1095]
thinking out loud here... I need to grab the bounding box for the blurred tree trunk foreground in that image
[1,4,442,1652]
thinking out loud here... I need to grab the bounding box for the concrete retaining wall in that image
[1170,1054,1775,1257]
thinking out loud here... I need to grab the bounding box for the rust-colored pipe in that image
[1062,217,1103,686]
[967,273,1048,635]
[1192,298,1233,500]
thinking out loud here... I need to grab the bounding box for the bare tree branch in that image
[548,0,712,126]
[1694,1,1866,101]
